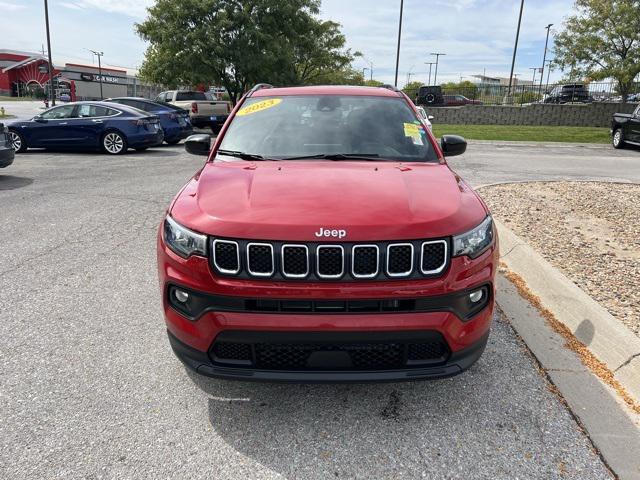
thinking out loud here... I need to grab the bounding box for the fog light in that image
[469,290,484,303]
[174,289,190,303]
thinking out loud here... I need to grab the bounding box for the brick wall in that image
[428,102,638,128]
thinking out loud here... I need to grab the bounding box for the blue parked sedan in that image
[7,102,164,155]
[106,97,193,145]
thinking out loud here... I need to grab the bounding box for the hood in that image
[171,161,487,242]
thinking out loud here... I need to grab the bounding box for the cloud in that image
[59,2,85,10]
[59,0,153,18]
[0,1,26,11]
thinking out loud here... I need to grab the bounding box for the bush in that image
[514,91,542,104]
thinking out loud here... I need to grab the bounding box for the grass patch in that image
[0,96,38,102]
[432,124,610,144]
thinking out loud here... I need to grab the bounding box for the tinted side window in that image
[41,105,75,119]
[176,91,206,101]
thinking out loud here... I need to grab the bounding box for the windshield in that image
[176,91,206,101]
[217,95,438,162]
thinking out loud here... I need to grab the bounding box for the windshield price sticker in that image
[237,98,283,116]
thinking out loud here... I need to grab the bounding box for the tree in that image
[363,79,384,87]
[402,81,423,98]
[553,0,640,102]
[440,80,479,98]
[136,0,358,104]
[310,67,365,85]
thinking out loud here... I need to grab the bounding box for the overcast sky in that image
[0,0,575,84]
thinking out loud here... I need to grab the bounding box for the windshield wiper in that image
[216,149,271,161]
[282,153,381,161]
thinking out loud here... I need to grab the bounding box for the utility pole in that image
[539,23,553,95]
[545,59,553,93]
[431,53,446,86]
[362,67,369,80]
[424,62,435,85]
[90,50,104,100]
[529,67,537,85]
[507,0,525,100]
[394,0,404,87]
[44,0,56,105]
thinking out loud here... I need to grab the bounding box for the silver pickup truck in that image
[155,90,231,132]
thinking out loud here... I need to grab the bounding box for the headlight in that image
[453,216,494,259]
[163,215,207,258]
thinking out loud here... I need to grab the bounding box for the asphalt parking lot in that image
[2,144,633,479]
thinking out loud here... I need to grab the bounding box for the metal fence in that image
[405,81,640,107]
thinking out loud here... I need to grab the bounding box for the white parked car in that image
[416,106,433,132]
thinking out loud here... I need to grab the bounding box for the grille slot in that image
[352,245,379,278]
[282,245,309,277]
[211,337,450,371]
[421,240,447,274]
[247,243,274,276]
[386,244,414,277]
[317,245,344,278]
[213,240,240,274]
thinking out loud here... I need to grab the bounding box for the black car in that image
[105,97,193,145]
[544,84,593,104]
[0,122,15,168]
[611,104,640,149]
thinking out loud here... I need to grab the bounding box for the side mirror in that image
[33,115,47,123]
[428,115,434,121]
[184,134,211,156]
[440,135,467,157]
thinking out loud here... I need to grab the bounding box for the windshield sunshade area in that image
[217,95,439,163]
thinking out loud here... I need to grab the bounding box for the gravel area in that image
[0,151,613,479]
[479,181,640,337]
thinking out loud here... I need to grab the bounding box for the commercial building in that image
[0,49,163,100]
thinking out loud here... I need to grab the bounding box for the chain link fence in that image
[404,82,640,107]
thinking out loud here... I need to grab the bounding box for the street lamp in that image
[89,50,104,100]
[424,62,435,85]
[394,0,404,87]
[539,23,554,95]
[430,53,446,86]
[362,67,369,80]
[507,0,525,100]
[43,0,55,105]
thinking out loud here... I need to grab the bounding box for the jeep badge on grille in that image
[315,228,347,239]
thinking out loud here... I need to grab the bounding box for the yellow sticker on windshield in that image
[236,98,283,116]
[404,123,421,137]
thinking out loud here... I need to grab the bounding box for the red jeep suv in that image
[158,85,498,382]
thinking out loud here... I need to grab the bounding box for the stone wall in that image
[428,102,638,128]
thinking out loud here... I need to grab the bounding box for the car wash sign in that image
[80,73,121,84]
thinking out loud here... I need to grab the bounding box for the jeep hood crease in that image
[170,160,487,241]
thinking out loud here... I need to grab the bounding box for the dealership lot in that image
[1,145,637,478]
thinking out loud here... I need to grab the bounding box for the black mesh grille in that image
[407,342,448,361]
[214,241,239,272]
[421,242,447,272]
[317,247,343,277]
[282,246,308,276]
[387,245,413,275]
[247,244,273,275]
[213,342,251,360]
[353,246,378,277]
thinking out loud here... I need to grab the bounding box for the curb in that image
[495,218,640,404]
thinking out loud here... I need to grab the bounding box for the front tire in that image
[612,128,625,149]
[8,130,27,153]
[102,131,127,155]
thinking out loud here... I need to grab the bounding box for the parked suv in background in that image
[158,85,498,382]
[544,84,593,104]
[155,90,231,131]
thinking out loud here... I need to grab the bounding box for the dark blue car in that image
[106,97,193,145]
[7,102,164,155]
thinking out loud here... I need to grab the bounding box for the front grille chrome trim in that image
[246,242,275,277]
[420,240,448,275]
[316,245,345,279]
[212,239,240,275]
[351,244,380,279]
[281,244,309,278]
[386,243,414,278]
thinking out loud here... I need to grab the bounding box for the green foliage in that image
[440,80,479,98]
[310,67,365,86]
[402,81,423,98]
[553,0,640,102]
[136,0,357,103]
[514,91,542,104]
[363,79,384,87]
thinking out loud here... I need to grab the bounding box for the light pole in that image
[431,53,446,86]
[539,23,553,95]
[394,0,404,87]
[90,50,104,100]
[529,67,537,85]
[424,62,435,85]
[507,0,525,100]
[44,0,55,105]
[362,67,369,81]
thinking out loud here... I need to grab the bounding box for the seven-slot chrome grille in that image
[211,238,449,281]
